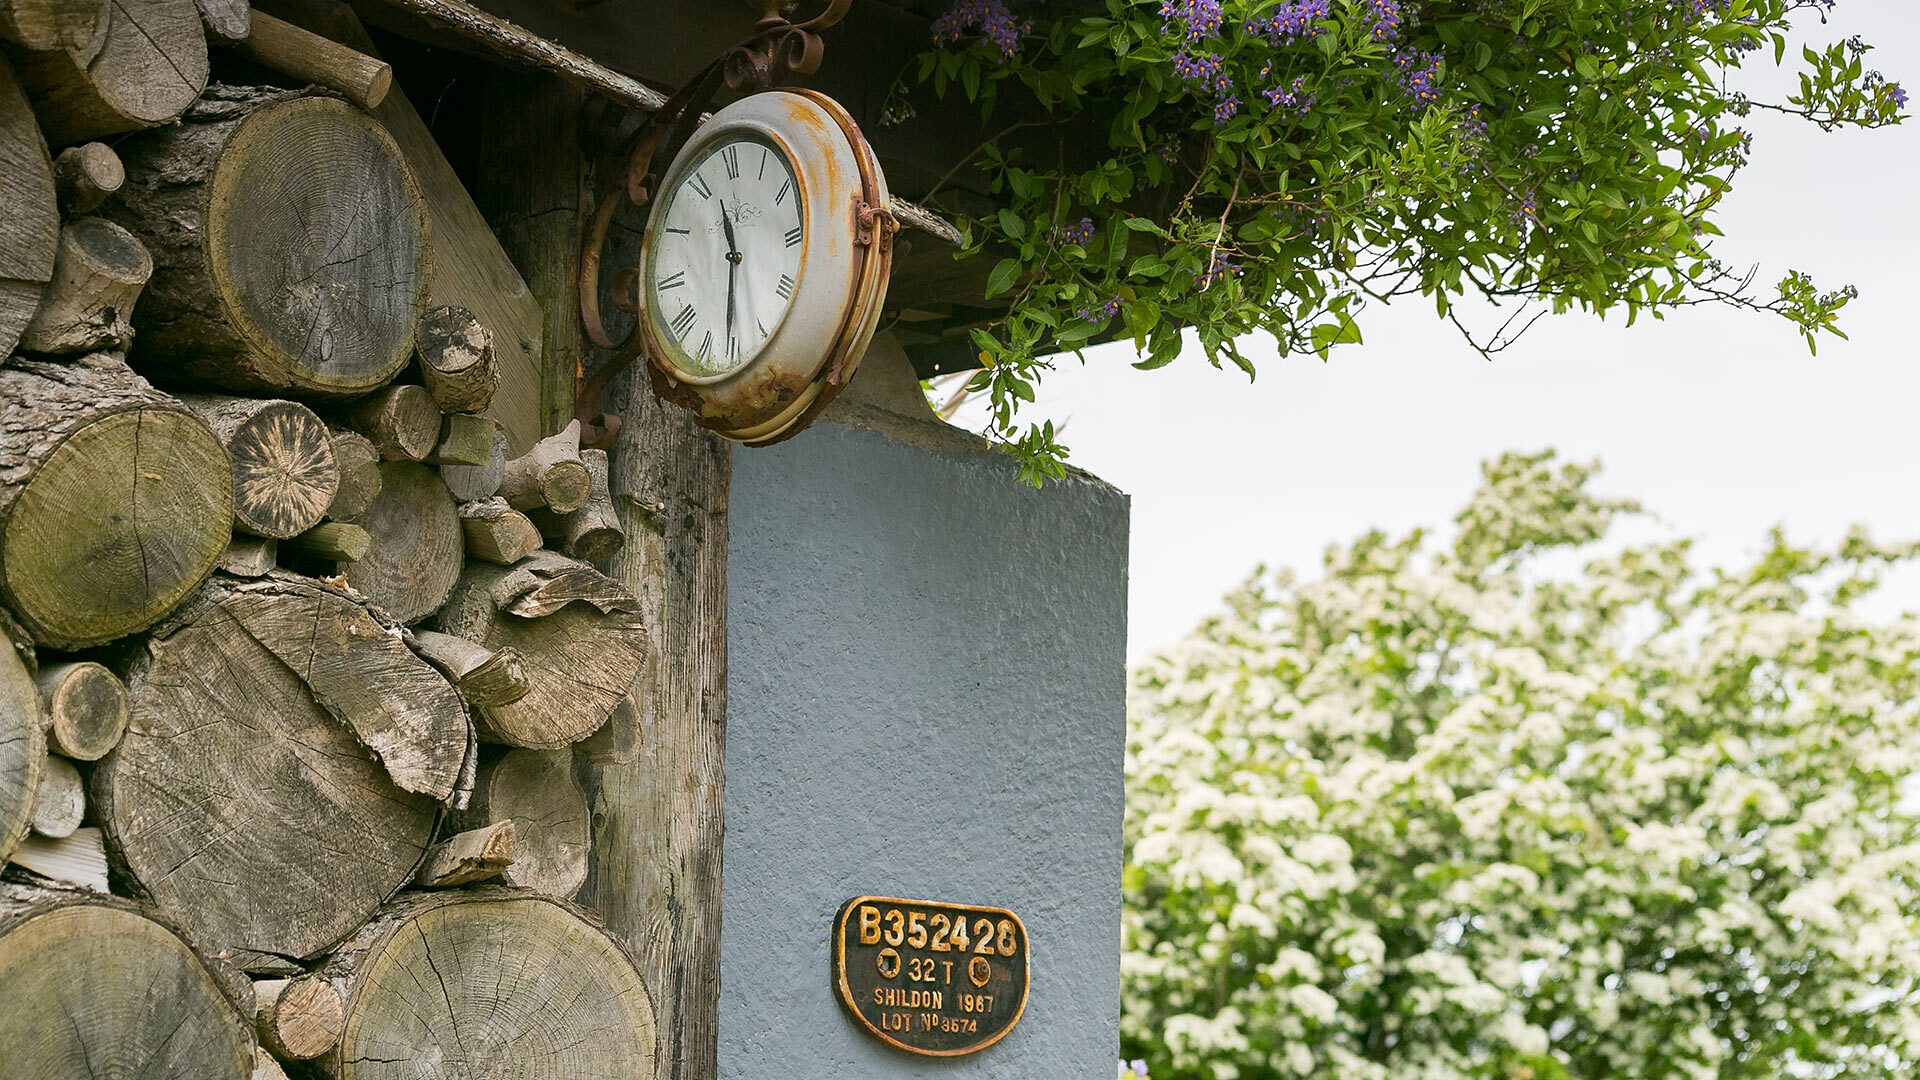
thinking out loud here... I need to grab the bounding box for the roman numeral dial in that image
[646,135,806,379]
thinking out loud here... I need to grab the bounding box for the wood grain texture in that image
[35,661,128,762]
[440,423,505,502]
[28,752,82,837]
[414,819,514,886]
[583,378,730,1080]
[108,86,428,398]
[530,446,622,565]
[448,747,586,899]
[233,12,390,108]
[343,461,463,624]
[434,551,646,749]
[499,417,588,513]
[315,887,656,1080]
[216,573,469,800]
[0,617,39,863]
[286,520,370,562]
[0,355,232,650]
[52,142,124,214]
[456,496,539,565]
[192,0,247,40]
[0,0,100,49]
[340,384,440,462]
[429,412,496,466]
[326,428,382,521]
[0,883,254,1078]
[261,0,545,453]
[415,304,498,414]
[182,394,339,538]
[7,0,208,144]
[253,975,345,1060]
[6,826,109,890]
[409,629,527,708]
[219,535,278,577]
[19,215,150,354]
[94,579,441,970]
[0,56,57,360]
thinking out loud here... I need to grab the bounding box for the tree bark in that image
[343,461,463,624]
[6,0,207,145]
[415,304,499,413]
[94,575,445,970]
[232,12,392,108]
[500,417,589,513]
[51,142,124,214]
[584,380,730,1080]
[413,820,514,886]
[326,429,382,522]
[0,354,231,649]
[447,747,587,898]
[34,660,126,761]
[28,751,83,837]
[5,825,108,890]
[313,887,656,1080]
[0,0,99,49]
[106,85,429,399]
[530,446,623,565]
[181,393,339,539]
[339,384,440,463]
[19,215,150,355]
[434,551,647,749]
[0,881,255,1078]
[409,629,528,708]
[457,496,541,565]
[253,975,345,1061]
[0,56,57,361]
[441,423,506,501]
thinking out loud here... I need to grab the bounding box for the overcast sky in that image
[951,5,1920,658]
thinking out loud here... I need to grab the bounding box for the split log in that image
[253,975,345,1061]
[34,660,127,761]
[448,748,587,898]
[0,355,232,649]
[28,752,82,837]
[6,826,108,890]
[51,141,123,214]
[343,462,462,624]
[0,0,99,49]
[286,521,370,563]
[414,820,514,886]
[93,576,449,969]
[7,0,208,145]
[576,691,640,765]
[429,412,496,466]
[326,429,382,521]
[182,394,338,538]
[341,384,440,462]
[530,447,623,565]
[0,57,57,361]
[193,0,248,41]
[314,887,656,1080]
[0,621,42,862]
[410,629,528,707]
[435,551,647,748]
[107,85,429,398]
[499,418,589,513]
[0,882,255,1078]
[219,535,278,577]
[457,497,540,565]
[441,423,507,501]
[232,12,390,107]
[19,216,151,354]
[254,1048,292,1080]
[415,304,498,413]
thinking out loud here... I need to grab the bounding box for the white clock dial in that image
[647,135,805,379]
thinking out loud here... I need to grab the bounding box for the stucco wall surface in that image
[721,404,1129,1079]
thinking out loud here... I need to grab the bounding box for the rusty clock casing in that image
[638,89,894,446]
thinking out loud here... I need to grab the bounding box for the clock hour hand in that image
[720,199,741,340]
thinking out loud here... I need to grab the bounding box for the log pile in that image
[0,10,654,1074]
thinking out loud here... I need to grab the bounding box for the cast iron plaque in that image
[832,896,1030,1057]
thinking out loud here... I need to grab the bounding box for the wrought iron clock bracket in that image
[574,0,854,450]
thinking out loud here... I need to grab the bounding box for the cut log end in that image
[29,753,83,838]
[218,536,279,578]
[287,521,372,563]
[343,462,463,624]
[415,304,499,414]
[255,975,346,1060]
[12,0,210,144]
[184,395,339,539]
[500,419,590,513]
[0,0,103,50]
[0,56,58,360]
[326,429,382,522]
[52,143,125,214]
[20,216,152,354]
[36,661,129,761]
[343,384,441,463]
[457,497,541,565]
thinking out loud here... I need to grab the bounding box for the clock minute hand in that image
[719,199,742,342]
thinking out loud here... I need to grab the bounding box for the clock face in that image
[647,134,805,380]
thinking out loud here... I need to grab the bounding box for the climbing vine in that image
[907,1,1905,483]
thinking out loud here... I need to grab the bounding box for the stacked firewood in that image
[0,2,658,1077]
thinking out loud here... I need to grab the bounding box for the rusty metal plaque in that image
[832,896,1030,1057]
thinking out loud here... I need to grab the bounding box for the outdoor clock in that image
[638,88,896,445]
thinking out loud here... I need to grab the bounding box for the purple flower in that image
[1159,0,1222,43]
[1198,249,1240,289]
[931,0,1030,60]
[1213,94,1241,124]
[1076,296,1122,323]
[1361,0,1404,42]
[1263,75,1314,115]
[1246,0,1331,44]
[1392,49,1442,110]
[1130,1062,1150,1078]
[1890,83,1910,110]
[1172,51,1225,87]
[1058,217,1096,247]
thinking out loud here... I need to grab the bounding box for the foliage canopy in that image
[1124,451,1920,1078]
[912,1,1906,482]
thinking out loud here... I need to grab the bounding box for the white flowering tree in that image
[1124,451,1920,1080]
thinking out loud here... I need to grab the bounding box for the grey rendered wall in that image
[720,399,1129,1080]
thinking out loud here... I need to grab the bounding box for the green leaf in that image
[985,258,1021,299]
